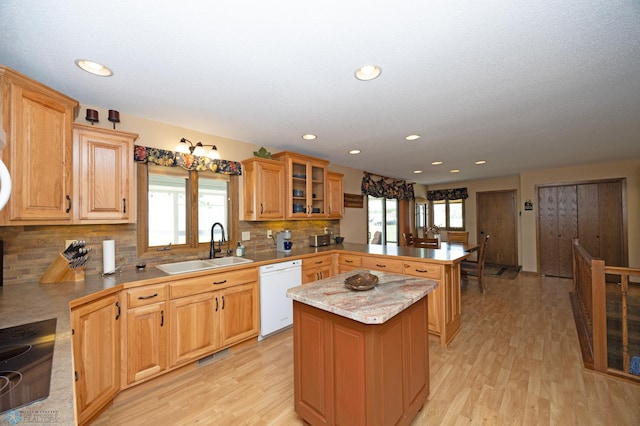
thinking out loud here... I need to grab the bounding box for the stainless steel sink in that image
[157,257,253,275]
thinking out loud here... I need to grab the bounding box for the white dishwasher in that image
[258,259,302,340]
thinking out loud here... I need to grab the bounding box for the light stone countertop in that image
[287,269,438,324]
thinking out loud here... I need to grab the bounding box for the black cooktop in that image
[0,318,57,414]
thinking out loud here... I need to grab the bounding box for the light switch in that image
[242,231,251,241]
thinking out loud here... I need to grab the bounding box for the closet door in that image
[538,185,577,278]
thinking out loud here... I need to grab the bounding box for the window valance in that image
[361,173,415,200]
[427,187,468,201]
[134,145,242,175]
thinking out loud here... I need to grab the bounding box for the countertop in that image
[287,269,438,324]
[0,241,471,424]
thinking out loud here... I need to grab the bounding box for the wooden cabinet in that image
[337,253,362,274]
[168,267,259,366]
[326,171,344,218]
[0,66,79,225]
[293,296,429,426]
[402,261,444,336]
[362,255,404,274]
[242,157,286,220]
[73,124,138,223]
[124,284,168,385]
[302,254,334,283]
[272,151,329,219]
[71,293,121,425]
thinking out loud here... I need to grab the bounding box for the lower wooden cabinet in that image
[362,255,404,274]
[71,293,121,426]
[302,254,334,283]
[169,291,218,366]
[293,296,429,425]
[337,253,362,274]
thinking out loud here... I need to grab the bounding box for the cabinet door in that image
[169,292,218,366]
[126,303,167,384]
[73,124,137,223]
[71,294,121,425]
[242,158,286,220]
[219,282,259,347]
[2,74,77,223]
[327,172,344,218]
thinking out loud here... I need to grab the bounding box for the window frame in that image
[428,198,465,231]
[137,163,239,257]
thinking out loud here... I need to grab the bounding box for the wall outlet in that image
[267,230,273,238]
[241,231,250,241]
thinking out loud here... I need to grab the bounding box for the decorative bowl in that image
[293,204,305,213]
[293,189,304,197]
[334,236,345,244]
[344,273,378,291]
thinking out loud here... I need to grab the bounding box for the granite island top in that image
[0,241,469,424]
[287,269,438,324]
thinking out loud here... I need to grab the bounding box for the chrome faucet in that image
[210,222,226,259]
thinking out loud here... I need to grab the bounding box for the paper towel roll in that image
[103,240,115,273]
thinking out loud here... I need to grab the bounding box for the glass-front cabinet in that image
[272,151,329,219]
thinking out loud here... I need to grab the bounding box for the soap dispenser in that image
[236,242,244,257]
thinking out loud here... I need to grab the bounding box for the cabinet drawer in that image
[126,284,167,308]
[338,254,361,267]
[361,256,404,274]
[303,254,333,269]
[170,267,258,299]
[402,261,442,280]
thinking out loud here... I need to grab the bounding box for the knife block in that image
[40,253,85,283]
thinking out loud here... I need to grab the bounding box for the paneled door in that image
[538,186,578,278]
[476,190,518,266]
[537,179,626,278]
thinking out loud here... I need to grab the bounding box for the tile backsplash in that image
[0,220,340,286]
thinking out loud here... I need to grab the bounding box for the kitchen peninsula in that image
[288,270,438,426]
[0,241,471,425]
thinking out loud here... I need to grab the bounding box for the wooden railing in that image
[571,239,640,382]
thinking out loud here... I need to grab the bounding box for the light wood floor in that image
[93,273,640,425]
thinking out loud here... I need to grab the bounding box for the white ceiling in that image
[1,1,639,185]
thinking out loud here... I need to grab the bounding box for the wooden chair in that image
[461,234,490,292]
[414,237,439,248]
[447,231,469,244]
[402,232,414,246]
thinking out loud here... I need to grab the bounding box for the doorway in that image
[476,190,518,266]
[367,196,398,245]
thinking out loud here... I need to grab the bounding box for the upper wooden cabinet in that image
[327,171,344,218]
[271,151,329,219]
[0,66,79,225]
[242,157,286,220]
[73,124,138,223]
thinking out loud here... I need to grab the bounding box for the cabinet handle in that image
[315,260,323,264]
[215,297,219,312]
[137,293,158,300]
[75,371,79,382]
[222,295,225,310]
[213,279,228,285]
[376,263,386,268]
[160,310,164,327]
[115,301,121,320]
[260,203,263,214]
[123,198,127,213]
[345,260,353,263]
[65,195,72,213]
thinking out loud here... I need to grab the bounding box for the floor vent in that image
[197,349,230,367]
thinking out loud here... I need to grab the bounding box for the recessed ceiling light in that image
[450,169,460,173]
[475,160,487,164]
[302,134,317,140]
[349,149,361,155]
[405,134,421,141]
[413,170,423,174]
[355,65,381,81]
[432,161,443,165]
[75,59,113,76]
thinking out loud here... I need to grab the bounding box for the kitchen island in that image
[287,270,438,426]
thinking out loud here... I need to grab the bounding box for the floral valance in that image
[427,187,468,201]
[361,173,415,200]
[134,145,242,175]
